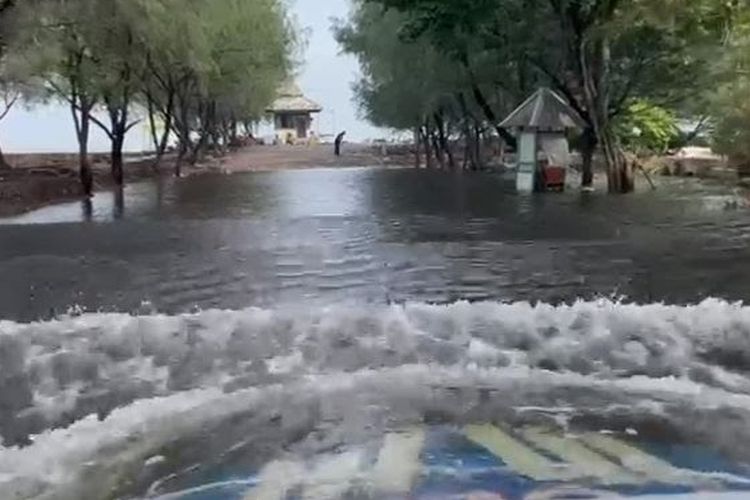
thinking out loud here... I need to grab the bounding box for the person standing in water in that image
[334,131,346,156]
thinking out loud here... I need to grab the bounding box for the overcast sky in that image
[0,0,383,153]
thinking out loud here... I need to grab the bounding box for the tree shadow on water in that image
[81,198,93,222]
[113,187,125,220]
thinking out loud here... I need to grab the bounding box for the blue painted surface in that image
[416,428,538,500]
[154,427,750,499]
[642,442,750,478]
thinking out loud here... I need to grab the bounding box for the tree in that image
[16,0,296,191]
[337,1,529,170]
[0,0,29,170]
[337,3,457,168]
[135,0,295,176]
[85,0,145,186]
[707,2,750,173]
[615,100,679,155]
[364,0,730,192]
[20,0,103,195]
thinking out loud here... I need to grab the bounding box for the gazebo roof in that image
[500,87,586,130]
[266,81,322,114]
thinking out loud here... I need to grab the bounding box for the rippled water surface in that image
[3,168,750,320]
[3,167,750,499]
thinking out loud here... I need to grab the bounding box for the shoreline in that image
[0,143,411,217]
[2,145,746,219]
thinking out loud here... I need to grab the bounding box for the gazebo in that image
[266,81,322,144]
[501,87,586,192]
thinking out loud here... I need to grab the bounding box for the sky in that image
[0,0,383,153]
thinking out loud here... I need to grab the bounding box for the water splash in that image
[4,299,750,498]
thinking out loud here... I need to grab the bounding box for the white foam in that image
[3,299,750,498]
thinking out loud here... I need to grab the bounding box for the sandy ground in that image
[218,143,403,171]
[0,143,410,217]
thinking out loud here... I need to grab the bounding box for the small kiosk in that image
[266,81,322,145]
[500,88,585,192]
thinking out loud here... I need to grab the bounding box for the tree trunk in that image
[457,54,516,149]
[173,81,193,177]
[147,91,160,155]
[147,94,173,170]
[190,132,209,165]
[243,121,253,137]
[469,82,516,148]
[456,93,480,170]
[72,100,94,197]
[174,115,189,177]
[0,142,11,170]
[156,114,172,162]
[579,36,633,193]
[158,91,176,162]
[473,121,483,170]
[413,127,421,168]
[434,112,455,170]
[229,116,239,144]
[581,127,596,188]
[113,186,124,220]
[462,131,470,170]
[175,141,187,178]
[604,135,634,193]
[189,100,213,164]
[423,123,434,169]
[432,132,445,169]
[111,134,125,186]
[174,117,190,176]
[106,103,128,186]
[79,140,93,198]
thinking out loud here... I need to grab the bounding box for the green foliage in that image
[335,2,463,130]
[7,0,297,177]
[707,5,750,163]
[615,100,679,154]
[358,0,727,124]
[349,0,737,188]
[711,80,750,162]
[338,0,536,137]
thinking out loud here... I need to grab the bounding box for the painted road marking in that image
[244,460,305,500]
[303,449,364,500]
[371,428,426,493]
[465,424,569,481]
[581,433,688,483]
[580,433,750,487]
[245,451,365,500]
[522,427,636,485]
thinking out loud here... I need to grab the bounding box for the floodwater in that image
[2,167,750,499]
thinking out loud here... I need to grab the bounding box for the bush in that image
[615,100,680,155]
[711,80,750,167]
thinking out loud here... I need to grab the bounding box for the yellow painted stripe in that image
[303,450,364,500]
[580,433,690,483]
[371,428,425,493]
[244,460,305,500]
[465,424,568,481]
[583,433,750,487]
[522,428,636,485]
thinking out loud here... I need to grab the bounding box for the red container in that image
[543,166,566,191]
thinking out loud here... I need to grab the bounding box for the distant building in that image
[266,81,322,144]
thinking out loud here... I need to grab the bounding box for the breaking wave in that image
[4,299,750,498]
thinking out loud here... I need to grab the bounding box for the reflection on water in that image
[0,168,749,321]
[5,168,376,225]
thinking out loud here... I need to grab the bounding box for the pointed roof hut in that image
[501,88,585,192]
[266,81,322,115]
[266,81,323,143]
[500,87,585,131]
